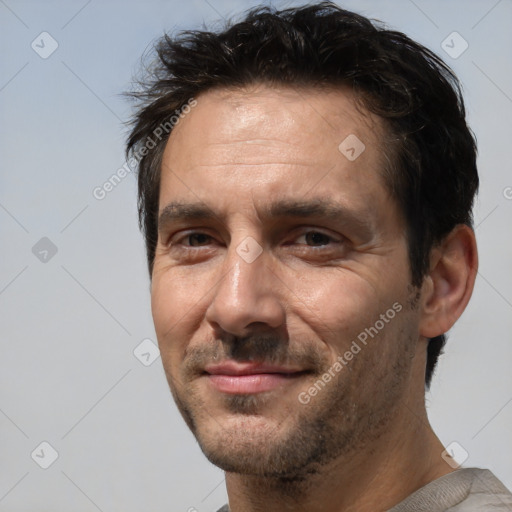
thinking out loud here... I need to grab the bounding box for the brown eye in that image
[186,233,212,246]
[295,230,338,247]
[303,231,332,246]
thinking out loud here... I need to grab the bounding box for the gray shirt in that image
[216,467,512,511]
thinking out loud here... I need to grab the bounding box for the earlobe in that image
[419,225,478,339]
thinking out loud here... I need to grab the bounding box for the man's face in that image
[151,85,424,478]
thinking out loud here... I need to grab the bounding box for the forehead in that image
[166,83,385,162]
[159,84,394,224]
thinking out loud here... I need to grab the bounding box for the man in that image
[126,2,512,511]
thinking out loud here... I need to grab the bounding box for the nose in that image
[205,238,286,336]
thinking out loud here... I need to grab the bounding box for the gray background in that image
[1,0,511,510]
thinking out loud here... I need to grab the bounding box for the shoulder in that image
[447,468,512,511]
[389,467,512,512]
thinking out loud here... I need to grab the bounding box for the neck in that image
[224,398,455,512]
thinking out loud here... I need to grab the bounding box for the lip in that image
[204,362,307,394]
[205,362,304,376]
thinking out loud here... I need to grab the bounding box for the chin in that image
[192,412,332,479]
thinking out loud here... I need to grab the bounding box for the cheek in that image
[290,269,370,320]
[150,271,209,354]
[289,268,404,352]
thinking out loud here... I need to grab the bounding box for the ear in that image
[419,224,478,338]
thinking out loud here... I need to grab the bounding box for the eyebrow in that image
[157,198,373,236]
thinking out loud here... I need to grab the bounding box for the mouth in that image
[203,362,309,394]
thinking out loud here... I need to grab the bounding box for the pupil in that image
[307,232,327,246]
[191,234,208,246]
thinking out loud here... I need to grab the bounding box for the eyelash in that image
[170,230,342,250]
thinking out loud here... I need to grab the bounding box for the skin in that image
[150,84,478,512]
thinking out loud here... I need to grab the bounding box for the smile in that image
[204,362,307,394]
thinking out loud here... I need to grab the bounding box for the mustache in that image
[183,333,327,375]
